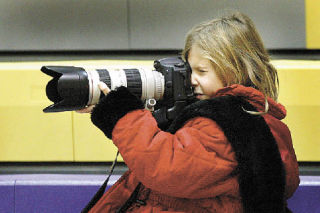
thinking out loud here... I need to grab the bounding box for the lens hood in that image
[41,66,90,112]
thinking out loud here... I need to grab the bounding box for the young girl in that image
[80,12,299,212]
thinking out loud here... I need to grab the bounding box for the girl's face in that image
[188,45,224,100]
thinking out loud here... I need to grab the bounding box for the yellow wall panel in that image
[0,65,73,161]
[305,0,320,49]
[1,59,319,162]
[275,60,320,105]
[284,106,320,161]
[274,60,320,161]
[73,113,121,162]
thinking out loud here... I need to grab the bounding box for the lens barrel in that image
[41,66,164,112]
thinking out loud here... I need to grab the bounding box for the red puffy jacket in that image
[89,84,299,212]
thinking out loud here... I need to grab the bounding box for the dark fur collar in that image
[167,95,286,213]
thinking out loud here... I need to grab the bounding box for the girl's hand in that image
[97,81,111,96]
[76,82,110,113]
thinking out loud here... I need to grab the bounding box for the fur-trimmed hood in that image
[214,84,286,120]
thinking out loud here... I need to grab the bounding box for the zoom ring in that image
[124,69,142,98]
[97,69,111,89]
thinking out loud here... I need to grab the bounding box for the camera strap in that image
[81,150,120,213]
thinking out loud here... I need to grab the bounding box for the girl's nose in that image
[191,73,198,86]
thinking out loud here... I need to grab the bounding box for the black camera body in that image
[42,57,194,125]
[152,57,194,128]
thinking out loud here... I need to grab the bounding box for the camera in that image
[42,57,194,125]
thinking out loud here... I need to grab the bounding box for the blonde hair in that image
[182,12,279,101]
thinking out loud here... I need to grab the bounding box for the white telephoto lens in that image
[85,66,164,105]
[107,68,128,90]
[152,71,165,100]
[85,69,101,106]
[139,68,164,101]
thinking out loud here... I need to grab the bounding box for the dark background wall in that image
[0,0,305,51]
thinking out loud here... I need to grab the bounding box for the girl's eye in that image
[199,70,207,73]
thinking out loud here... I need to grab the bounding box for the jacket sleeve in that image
[91,87,238,199]
[91,86,144,139]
